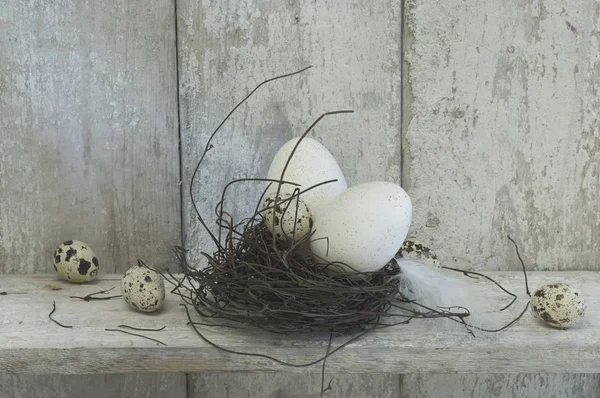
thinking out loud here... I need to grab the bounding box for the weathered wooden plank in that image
[0,373,187,398]
[177,0,403,265]
[191,372,401,398]
[0,0,181,274]
[403,0,600,396]
[403,0,600,271]
[400,374,600,398]
[0,272,597,375]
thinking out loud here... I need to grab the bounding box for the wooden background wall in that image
[1,0,599,397]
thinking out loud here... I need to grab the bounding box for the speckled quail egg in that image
[530,283,585,328]
[53,240,99,282]
[263,191,313,242]
[398,238,440,268]
[121,262,165,312]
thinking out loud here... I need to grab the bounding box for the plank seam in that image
[399,0,405,188]
[186,372,191,398]
[174,0,185,247]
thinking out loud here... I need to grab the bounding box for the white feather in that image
[393,256,513,330]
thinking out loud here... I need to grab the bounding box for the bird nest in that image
[170,227,407,336]
[160,67,528,353]
[158,67,486,339]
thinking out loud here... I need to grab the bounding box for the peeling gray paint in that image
[0,0,180,273]
[404,0,600,272]
[405,0,600,393]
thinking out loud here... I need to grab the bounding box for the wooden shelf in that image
[1,272,598,375]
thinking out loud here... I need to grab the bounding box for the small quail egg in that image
[398,238,440,268]
[530,283,585,328]
[263,191,313,242]
[121,261,165,313]
[53,240,99,282]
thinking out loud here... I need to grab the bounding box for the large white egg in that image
[310,181,412,273]
[266,137,347,213]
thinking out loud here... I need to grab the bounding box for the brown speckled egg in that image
[531,283,585,328]
[263,192,313,242]
[53,240,99,283]
[398,238,440,268]
[121,262,165,313]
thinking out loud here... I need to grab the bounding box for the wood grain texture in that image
[177,0,402,264]
[403,0,600,271]
[0,272,597,375]
[401,374,600,398]
[0,0,181,274]
[0,373,187,398]
[191,372,400,398]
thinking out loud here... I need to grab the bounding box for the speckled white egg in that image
[398,239,440,268]
[53,240,99,283]
[263,192,313,242]
[121,263,166,313]
[530,283,585,328]
[266,137,347,213]
[311,181,412,273]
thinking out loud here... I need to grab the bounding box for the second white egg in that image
[310,181,412,273]
[266,137,347,213]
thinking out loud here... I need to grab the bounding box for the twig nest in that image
[263,192,313,242]
[53,240,99,283]
[531,283,585,328]
[121,262,165,312]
